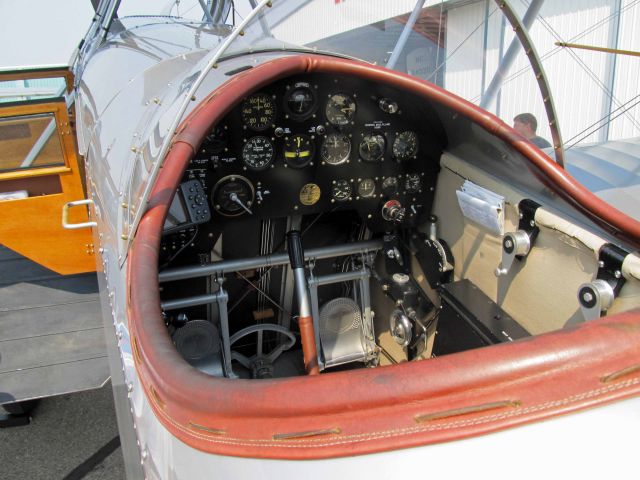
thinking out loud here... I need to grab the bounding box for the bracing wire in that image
[474,0,640,97]
[565,93,640,149]
[521,0,640,132]
[470,0,640,133]
[565,92,640,145]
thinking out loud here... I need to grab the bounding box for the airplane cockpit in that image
[150,57,638,381]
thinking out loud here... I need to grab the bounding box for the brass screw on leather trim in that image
[415,400,521,423]
[601,364,640,383]
[188,422,226,436]
[273,428,341,440]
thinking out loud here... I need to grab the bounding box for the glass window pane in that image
[0,77,66,104]
[0,113,65,173]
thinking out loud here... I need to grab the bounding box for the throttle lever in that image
[286,230,319,375]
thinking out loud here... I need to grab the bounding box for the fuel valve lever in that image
[286,230,320,375]
[382,199,406,223]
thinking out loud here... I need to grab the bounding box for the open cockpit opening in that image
[141,54,639,383]
[125,54,640,458]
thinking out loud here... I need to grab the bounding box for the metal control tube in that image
[159,239,383,283]
[286,230,320,375]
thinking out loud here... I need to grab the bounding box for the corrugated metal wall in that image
[443,1,486,101]
[444,0,639,145]
[273,0,433,45]
[609,0,640,140]
[512,0,618,144]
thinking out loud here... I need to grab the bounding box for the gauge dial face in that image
[321,133,351,165]
[284,134,314,168]
[285,85,316,119]
[204,125,228,154]
[359,134,386,162]
[241,93,276,131]
[325,93,356,126]
[382,176,399,195]
[332,180,352,202]
[392,131,419,160]
[242,136,274,170]
[357,178,376,198]
[211,176,255,217]
[404,173,422,193]
[299,183,321,206]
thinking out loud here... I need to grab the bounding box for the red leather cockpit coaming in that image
[129,54,640,460]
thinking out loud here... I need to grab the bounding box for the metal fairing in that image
[77,16,640,480]
[139,396,640,479]
[76,21,277,261]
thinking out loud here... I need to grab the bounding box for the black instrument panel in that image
[173,72,444,235]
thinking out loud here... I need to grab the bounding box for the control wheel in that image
[229,324,296,379]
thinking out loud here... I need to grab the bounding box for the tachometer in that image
[321,133,351,165]
[392,131,419,160]
[211,176,255,217]
[325,93,356,126]
[284,134,314,168]
[241,93,276,131]
[242,136,274,170]
[359,134,386,162]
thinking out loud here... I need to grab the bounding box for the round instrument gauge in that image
[325,93,356,126]
[204,125,228,154]
[357,178,376,198]
[211,176,255,217]
[241,93,276,131]
[404,173,422,193]
[284,134,314,168]
[321,133,351,165]
[332,180,352,202]
[285,85,316,119]
[242,136,274,170]
[382,176,399,195]
[359,134,386,162]
[299,183,321,206]
[392,131,419,160]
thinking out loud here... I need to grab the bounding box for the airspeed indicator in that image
[241,93,276,131]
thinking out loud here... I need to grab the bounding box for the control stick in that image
[286,230,320,375]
